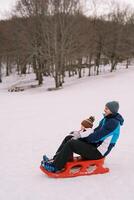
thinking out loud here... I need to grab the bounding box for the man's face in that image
[104,106,112,116]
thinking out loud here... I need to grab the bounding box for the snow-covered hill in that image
[0,67,134,200]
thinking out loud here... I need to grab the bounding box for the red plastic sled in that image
[40,157,109,178]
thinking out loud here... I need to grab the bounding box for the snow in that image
[0,66,134,200]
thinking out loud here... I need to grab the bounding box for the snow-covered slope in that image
[0,67,134,200]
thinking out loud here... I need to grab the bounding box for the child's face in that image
[81,125,86,130]
[104,106,112,116]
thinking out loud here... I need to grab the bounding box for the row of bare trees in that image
[0,0,134,88]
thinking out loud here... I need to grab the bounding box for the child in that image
[41,116,96,170]
[70,116,95,139]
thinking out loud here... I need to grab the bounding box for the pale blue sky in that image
[0,0,134,19]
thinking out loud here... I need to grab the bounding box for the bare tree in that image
[0,57,2,82]
[102,6,131,72]
[1,0,134,88]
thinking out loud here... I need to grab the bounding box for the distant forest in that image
[0,0,134,88]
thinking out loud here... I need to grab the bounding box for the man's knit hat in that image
[105,101,119,114]
[81,116,95,128]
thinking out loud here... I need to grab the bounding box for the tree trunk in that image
[126,58,130,69]
[110,59,117,72]
[68,67,71,77]
[95,53,101,75]
[54,73,62,88]
[37,62,43,85]
[38,71,43,85]
[21,64,27,74]
[6,56,9,76]
[32,56,38,80]
[88,55,93,76]
[0,58,2,83]
[78,68,82,78]
[78,58,82,78]
[16,57,20,75]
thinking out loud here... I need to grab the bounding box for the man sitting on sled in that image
[41,101,124,173]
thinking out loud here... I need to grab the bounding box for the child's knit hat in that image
[81,116,95,128]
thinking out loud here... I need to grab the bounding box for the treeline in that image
[0,0,134,87]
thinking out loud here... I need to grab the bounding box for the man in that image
[41,101,124,172]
